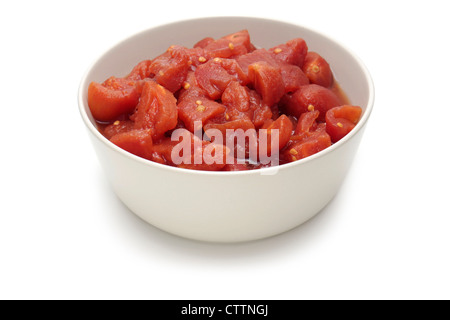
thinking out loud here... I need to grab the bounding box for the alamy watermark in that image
[170,121,280,175]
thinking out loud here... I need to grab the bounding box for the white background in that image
[1,0,449,300]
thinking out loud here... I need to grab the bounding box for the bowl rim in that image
[78,16,375,177]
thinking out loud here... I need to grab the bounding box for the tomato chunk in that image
[148,45,190,92]
[236,49,278,76]
[103,120,135,140]
[248,89,272,128]
[194,37,214,49]
[132,81,178,140]
[302,52,333,88]
[283,84,341,121]
[221,82,253,121]
[126,60,152,80]
[280,64,309,93]
[270,38,308,67]
[284,130,331,162]
[195,58,247,100]
[88,77,141,122]
[325,105,362,142]
[177,86,226,132]
[203,30,251,58]
[248,62,285,107]
[260,115,293,155]
[110,129,153,160]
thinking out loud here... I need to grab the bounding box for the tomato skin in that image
[110,129,153,160]
[132,81,178,140]
[88,77,141,122]
[283,84,341,121]
[270,38,308,67]
[248,61,285,107]
[302,52,333,88]
[325,105,362,142]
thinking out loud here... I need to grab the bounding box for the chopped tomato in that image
[280,64,309,93]
[203,30,251,58]
[236,49,278,76]
[148,45,190,92]
[302,52,333,88]
[270,38,308,67]
[283,84,341,121]
[195,58,247,100]
[283,130,331,162]
[110,129,153,160]
[221,82,253,121]
[103,120,135,139]
[88,77,141,122]
[126,60,152,80]
[326,105,362,142]
[177,86,226,132]
[260,115,294,155]
[248,61,285,107]
[132,81,178,140]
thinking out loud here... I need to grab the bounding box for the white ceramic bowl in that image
[78,17,374,242]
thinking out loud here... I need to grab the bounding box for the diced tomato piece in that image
[283,129,331,162]
[194,37,215,48]
[132,81,178,140]
[270,38,308,67]
[302,52,333,88]
[185,47,212,68]
[223,30,252,52]
[248,89,273,128]
[126,60,152,80]
[260,115,294,155]
[283,84,341,121]
[325,105,362,142]
[148,45,190,92]
[280,64,309,93]
[103,120,135,140]
[177,86,226,132]
[236,49,279,76]
[195,58,247,100]
[294,110,320,135]
[203,30,251,58]
[88,77,141,122]
[248,61,285,107]
[221,82,253,121]
[110,129,153,160]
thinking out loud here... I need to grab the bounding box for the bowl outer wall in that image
[79,17,374,242]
